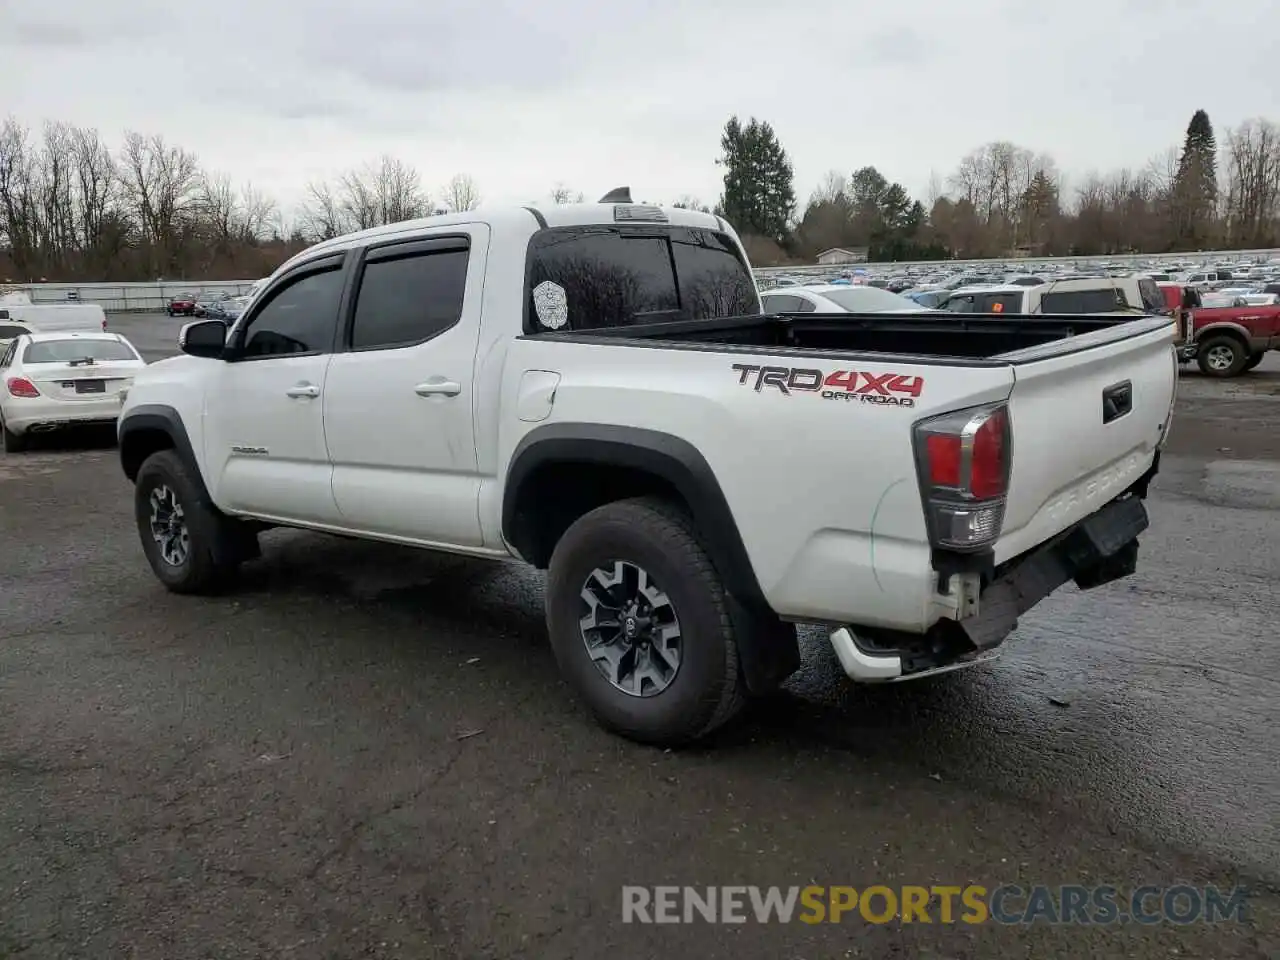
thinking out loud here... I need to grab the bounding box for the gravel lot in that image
[1,314,1278,958]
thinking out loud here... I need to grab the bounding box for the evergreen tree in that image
[1172,109,1219,247]
[1020,170,1059,248]
[717,116,795,244]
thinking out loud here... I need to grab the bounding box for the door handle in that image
[1102,380,1132,424]
[285,382,320,399]
[415,380,462,398]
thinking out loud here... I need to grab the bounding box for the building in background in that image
[815,247,869,266]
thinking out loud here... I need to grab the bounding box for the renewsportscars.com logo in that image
[731,363,924,407]
[621,884,1248,926]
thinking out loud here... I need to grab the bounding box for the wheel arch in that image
[119,404,208,498]
[503,425,759,596]
[502,423,798,693]
[1195,321,1252,347]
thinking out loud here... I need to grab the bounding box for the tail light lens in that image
[102,318,108,330]
[6,376,40,398]
[913,402,1011,551]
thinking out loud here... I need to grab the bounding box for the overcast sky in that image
[4,0,1278,217]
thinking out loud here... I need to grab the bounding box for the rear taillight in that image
[6,376,40,398]
[102,318,108,330]
[913,402,1011,551]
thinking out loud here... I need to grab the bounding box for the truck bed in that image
[529,311,1160,362]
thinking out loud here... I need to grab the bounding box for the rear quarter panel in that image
[499,338,1016,629]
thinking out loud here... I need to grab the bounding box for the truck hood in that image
[138,354,208,377]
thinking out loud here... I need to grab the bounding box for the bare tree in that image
[118,131,201,276]
[236,183,276,242]
[549,183,584,205]
[332,155,427,230]
[299,179,344,241]
[336,167,379,231]
[671,195,711,212]
[36,122,77,269]
[925,169,944,207]
[198,171,237,245]
[441,173,481,212]
[68,126,120,264]
[369,154,427,224]
[1224,119,1280,247]
[809,170,848,207]
[0,118,39,273]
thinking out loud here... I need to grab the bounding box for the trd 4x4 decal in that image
[731,363,923,407]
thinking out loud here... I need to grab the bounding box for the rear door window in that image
[349,241,470,351]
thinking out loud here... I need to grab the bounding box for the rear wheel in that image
[545,497,746,746]
[134,449,244,593]
[1,415,27,453]
[1197,335,1248,377]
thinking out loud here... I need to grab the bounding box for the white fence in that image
[9,281,258,313]
[752,247,1280,279]
[8,243,1280,310]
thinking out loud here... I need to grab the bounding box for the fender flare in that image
[503,423,798,693]
[504,423,764,605]
[118,403,207,497]
[1195,321,1253,345]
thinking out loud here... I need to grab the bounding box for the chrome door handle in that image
[415,380,462,397]
[285,383,320,398]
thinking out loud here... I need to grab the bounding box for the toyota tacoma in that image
[118,191,1179,745]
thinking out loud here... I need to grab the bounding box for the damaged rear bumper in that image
[831,489,1151,682]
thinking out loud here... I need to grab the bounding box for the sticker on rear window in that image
[533,281,568,330]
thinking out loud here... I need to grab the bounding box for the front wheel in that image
[1197,335,1248,377]
[545,497,746,746]
[1242,352,1265,372]
[134,449,242,593]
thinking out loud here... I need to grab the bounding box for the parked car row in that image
[168,292,253,320]
[761,271,1278,378]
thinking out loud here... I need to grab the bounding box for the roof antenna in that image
[598,186,632,204]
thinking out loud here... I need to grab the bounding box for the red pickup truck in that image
[1158,282,1280,376]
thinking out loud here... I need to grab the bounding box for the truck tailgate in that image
[996,319,1176,562]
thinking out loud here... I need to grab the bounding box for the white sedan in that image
[759,283,928,314]
[0,331,146,453]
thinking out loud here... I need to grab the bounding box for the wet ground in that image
[1,315,1277,958]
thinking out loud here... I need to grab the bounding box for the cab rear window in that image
[1041,289,1129,313]
[944,293,1024,314]
[525,225,759,332]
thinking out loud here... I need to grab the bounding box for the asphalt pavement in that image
[1,314,1277,958]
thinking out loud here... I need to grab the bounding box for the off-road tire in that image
[134,449,241,594]
[1197,335,1248,377]
[545,497,747,746]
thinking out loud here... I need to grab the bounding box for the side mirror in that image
[179,319,228,358]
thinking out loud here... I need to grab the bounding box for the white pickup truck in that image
[118,193,1178,745]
